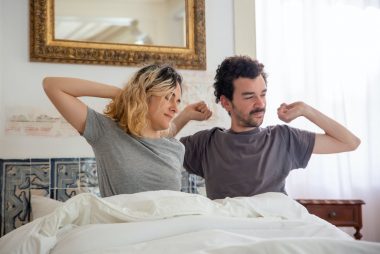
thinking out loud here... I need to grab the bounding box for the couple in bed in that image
[43,56,360,200]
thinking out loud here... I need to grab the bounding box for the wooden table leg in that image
[354,227,362,240]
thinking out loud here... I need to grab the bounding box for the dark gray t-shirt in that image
[83,108,185,197]
[180,125,315,199]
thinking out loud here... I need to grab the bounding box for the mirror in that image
[30,0,206,69]
[54,0,186,47]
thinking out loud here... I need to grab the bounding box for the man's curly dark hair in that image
[213,56,267,103]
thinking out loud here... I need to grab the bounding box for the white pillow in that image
[30,195,63,220]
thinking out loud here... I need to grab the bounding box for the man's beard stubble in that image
[234,106,266,128]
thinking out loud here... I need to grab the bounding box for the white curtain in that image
[255,0,380,242]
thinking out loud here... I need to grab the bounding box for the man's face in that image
[226,76,267,130]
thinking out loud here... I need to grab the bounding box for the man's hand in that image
[277,101,360,153]
[183,101,213,121]
[277,101,306,123]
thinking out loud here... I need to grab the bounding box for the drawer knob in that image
[328,211,337,218]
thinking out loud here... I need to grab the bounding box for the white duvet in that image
[0,191,379,254]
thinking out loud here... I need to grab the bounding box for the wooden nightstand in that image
[296,199,365,240]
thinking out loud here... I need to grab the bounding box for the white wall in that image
[0,0,4,146]
[0,0,234,158]
[234,0,256,58]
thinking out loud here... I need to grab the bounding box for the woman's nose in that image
[171,102,179,113]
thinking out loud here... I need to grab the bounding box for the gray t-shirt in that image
[83,108,185,197]
[180,125,315,199]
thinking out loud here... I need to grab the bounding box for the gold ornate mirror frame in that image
[30,0,206,70]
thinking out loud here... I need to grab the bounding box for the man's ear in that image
[220,95,232,113]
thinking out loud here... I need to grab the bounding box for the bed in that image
[0,191,379,254]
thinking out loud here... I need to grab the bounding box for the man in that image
[174,56,360,200]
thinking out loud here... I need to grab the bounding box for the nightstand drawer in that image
[297,199,364,239]
[305,205,356,225]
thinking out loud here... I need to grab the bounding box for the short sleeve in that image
[82,107,108,144]
[280,125,315,169]
[180,129,214,177]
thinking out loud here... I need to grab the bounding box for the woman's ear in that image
[146,95,152,104]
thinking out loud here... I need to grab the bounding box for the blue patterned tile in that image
[0,159,4,236]
[31,159,49,163]
[3,189,30,234]
[31,159,50,189]
[79,158,98,187]
[0,159,4,190]
[1,158,94,236]
[1,159,32,235]
[3,159,31,190]
[51,158,80,189]
[52,188,78,202]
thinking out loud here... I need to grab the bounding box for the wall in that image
[0,0,4,147]
[0,0,234,158]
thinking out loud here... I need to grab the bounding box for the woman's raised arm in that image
[43,77,122,134]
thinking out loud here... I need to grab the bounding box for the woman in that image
[43,64,211,197]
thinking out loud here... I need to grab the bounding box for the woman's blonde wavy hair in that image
[104,64,182,137]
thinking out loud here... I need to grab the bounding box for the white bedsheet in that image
[0,191,379,254]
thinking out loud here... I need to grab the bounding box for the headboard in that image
[0,158,203,236]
